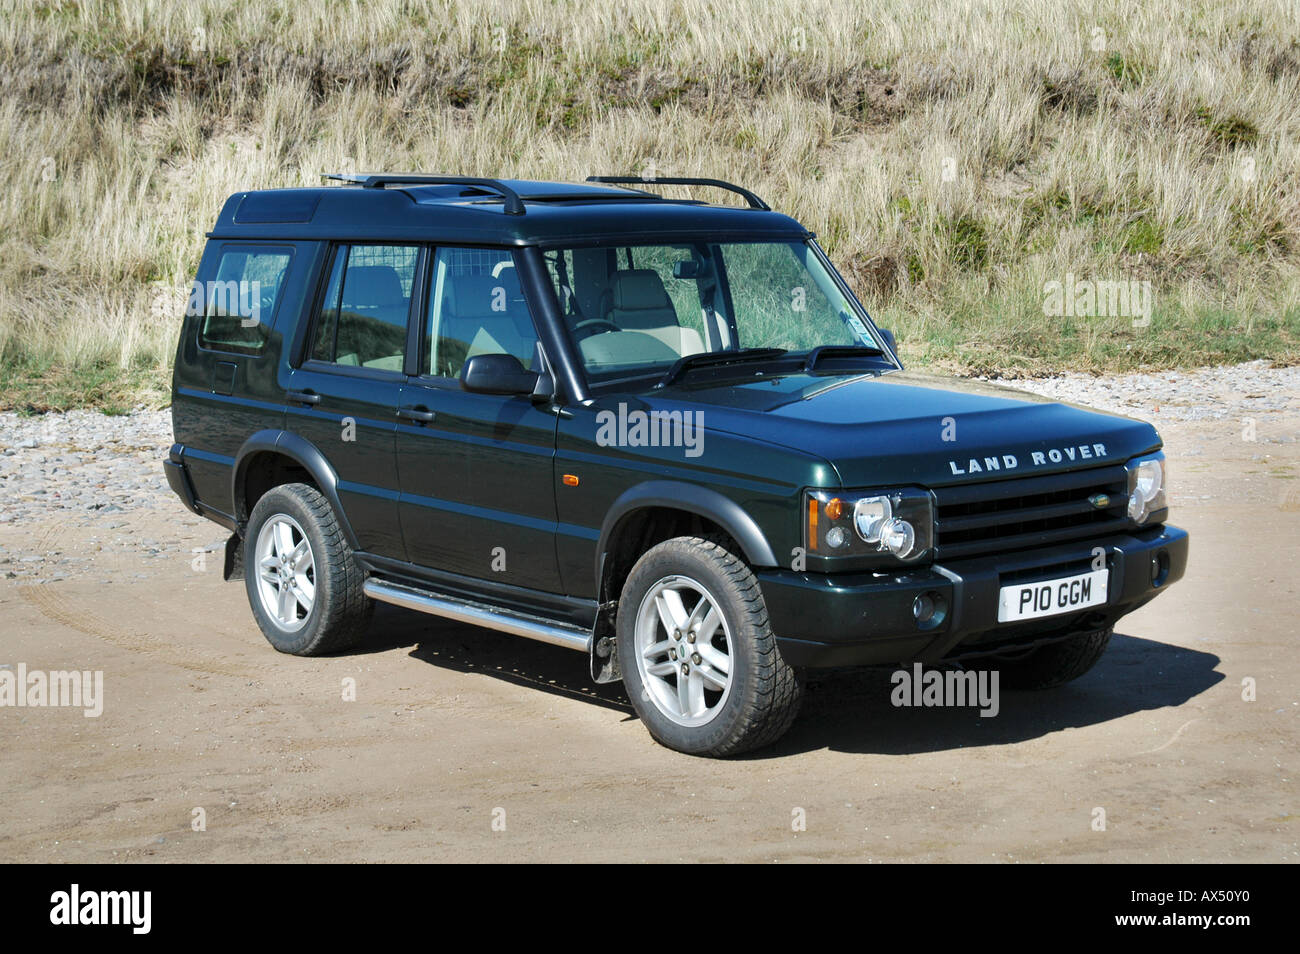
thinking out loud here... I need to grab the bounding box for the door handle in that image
[286,389,320,405]
[397,405,436,423]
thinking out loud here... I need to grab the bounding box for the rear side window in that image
[198,247,292,354]
[424,247,537,378]
[309,244,418,372]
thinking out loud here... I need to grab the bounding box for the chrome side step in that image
[363,579,592,653]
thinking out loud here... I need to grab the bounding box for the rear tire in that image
[617,535,803,757]
[991,627,1113,689]
[244,482,372,656]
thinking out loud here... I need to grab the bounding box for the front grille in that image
[932,464,1130,561]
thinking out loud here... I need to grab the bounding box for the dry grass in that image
[1,0,1299,408]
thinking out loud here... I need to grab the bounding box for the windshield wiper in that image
[656,348,788,388]
[802,344,884,372]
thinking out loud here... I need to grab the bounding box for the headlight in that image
[804,487,933,562]
[852,495,892,542]
[1125,452,1168,524]
[878,517,916,557]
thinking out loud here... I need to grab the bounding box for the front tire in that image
[617,536,803,757]
[244,482,372,655]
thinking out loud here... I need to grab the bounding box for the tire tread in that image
[620,534,803,757]
[246,482,371,656]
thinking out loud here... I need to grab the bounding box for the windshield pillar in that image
[519,245,590,403]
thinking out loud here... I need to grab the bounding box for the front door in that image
[394,246,562,593]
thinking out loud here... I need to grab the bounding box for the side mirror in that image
[460,353,540,396]
[878,328,897,354]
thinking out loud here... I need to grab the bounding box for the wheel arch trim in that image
[595,480,778,593]
[231,430,359,548]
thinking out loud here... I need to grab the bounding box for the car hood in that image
[632,370,1160,488]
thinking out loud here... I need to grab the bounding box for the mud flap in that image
[222,531,244,582]
[590,635,621,684]
[589,598,621,683]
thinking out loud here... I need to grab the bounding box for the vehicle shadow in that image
[366,604,631,714]
[753,632,1223,759]
[369,606,1221,755]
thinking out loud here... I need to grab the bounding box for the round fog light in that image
[1151,549,1170,586]
[912,591,947,629]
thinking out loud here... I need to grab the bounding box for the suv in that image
[165,173,1188,756]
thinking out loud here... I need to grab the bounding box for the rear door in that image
[283,243,422,560]
[395,246,563,593]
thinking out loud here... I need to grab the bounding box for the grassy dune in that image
[1,0,1298,409]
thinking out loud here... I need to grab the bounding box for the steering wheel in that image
[572,318,620,337]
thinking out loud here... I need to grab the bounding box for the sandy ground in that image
[1,368,1298,863]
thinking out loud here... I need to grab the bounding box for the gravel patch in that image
[0,408,173,526]
[994,359,1300,427]
[0,408,218,583]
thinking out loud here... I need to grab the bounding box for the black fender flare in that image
[595,480,778,595]
[231,429,359,549]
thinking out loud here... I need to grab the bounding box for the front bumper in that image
[761,525,1188,667]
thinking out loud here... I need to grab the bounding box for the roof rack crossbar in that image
[321,173,526,215]
[585,176,770,211]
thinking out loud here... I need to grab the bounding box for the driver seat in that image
[602,269,705,356]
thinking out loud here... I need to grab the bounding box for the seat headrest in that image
[342,266,405,308]
[609,269,673,312]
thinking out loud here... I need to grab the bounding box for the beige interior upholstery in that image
[435,271,537,375]
[602,269,705,357]
[579,330,682,367]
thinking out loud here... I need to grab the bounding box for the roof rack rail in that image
[321,173,526,215]
[586,176,770,211]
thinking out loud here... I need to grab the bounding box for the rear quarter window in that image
[198,246,293,355]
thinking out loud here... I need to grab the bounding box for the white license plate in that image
[997,568,1108,623]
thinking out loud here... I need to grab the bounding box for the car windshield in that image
[542,240,888,386]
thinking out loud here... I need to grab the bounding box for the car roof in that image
[208,177,812,247]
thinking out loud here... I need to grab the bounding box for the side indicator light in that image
[562,474,580,487]
[808,497,818,551]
